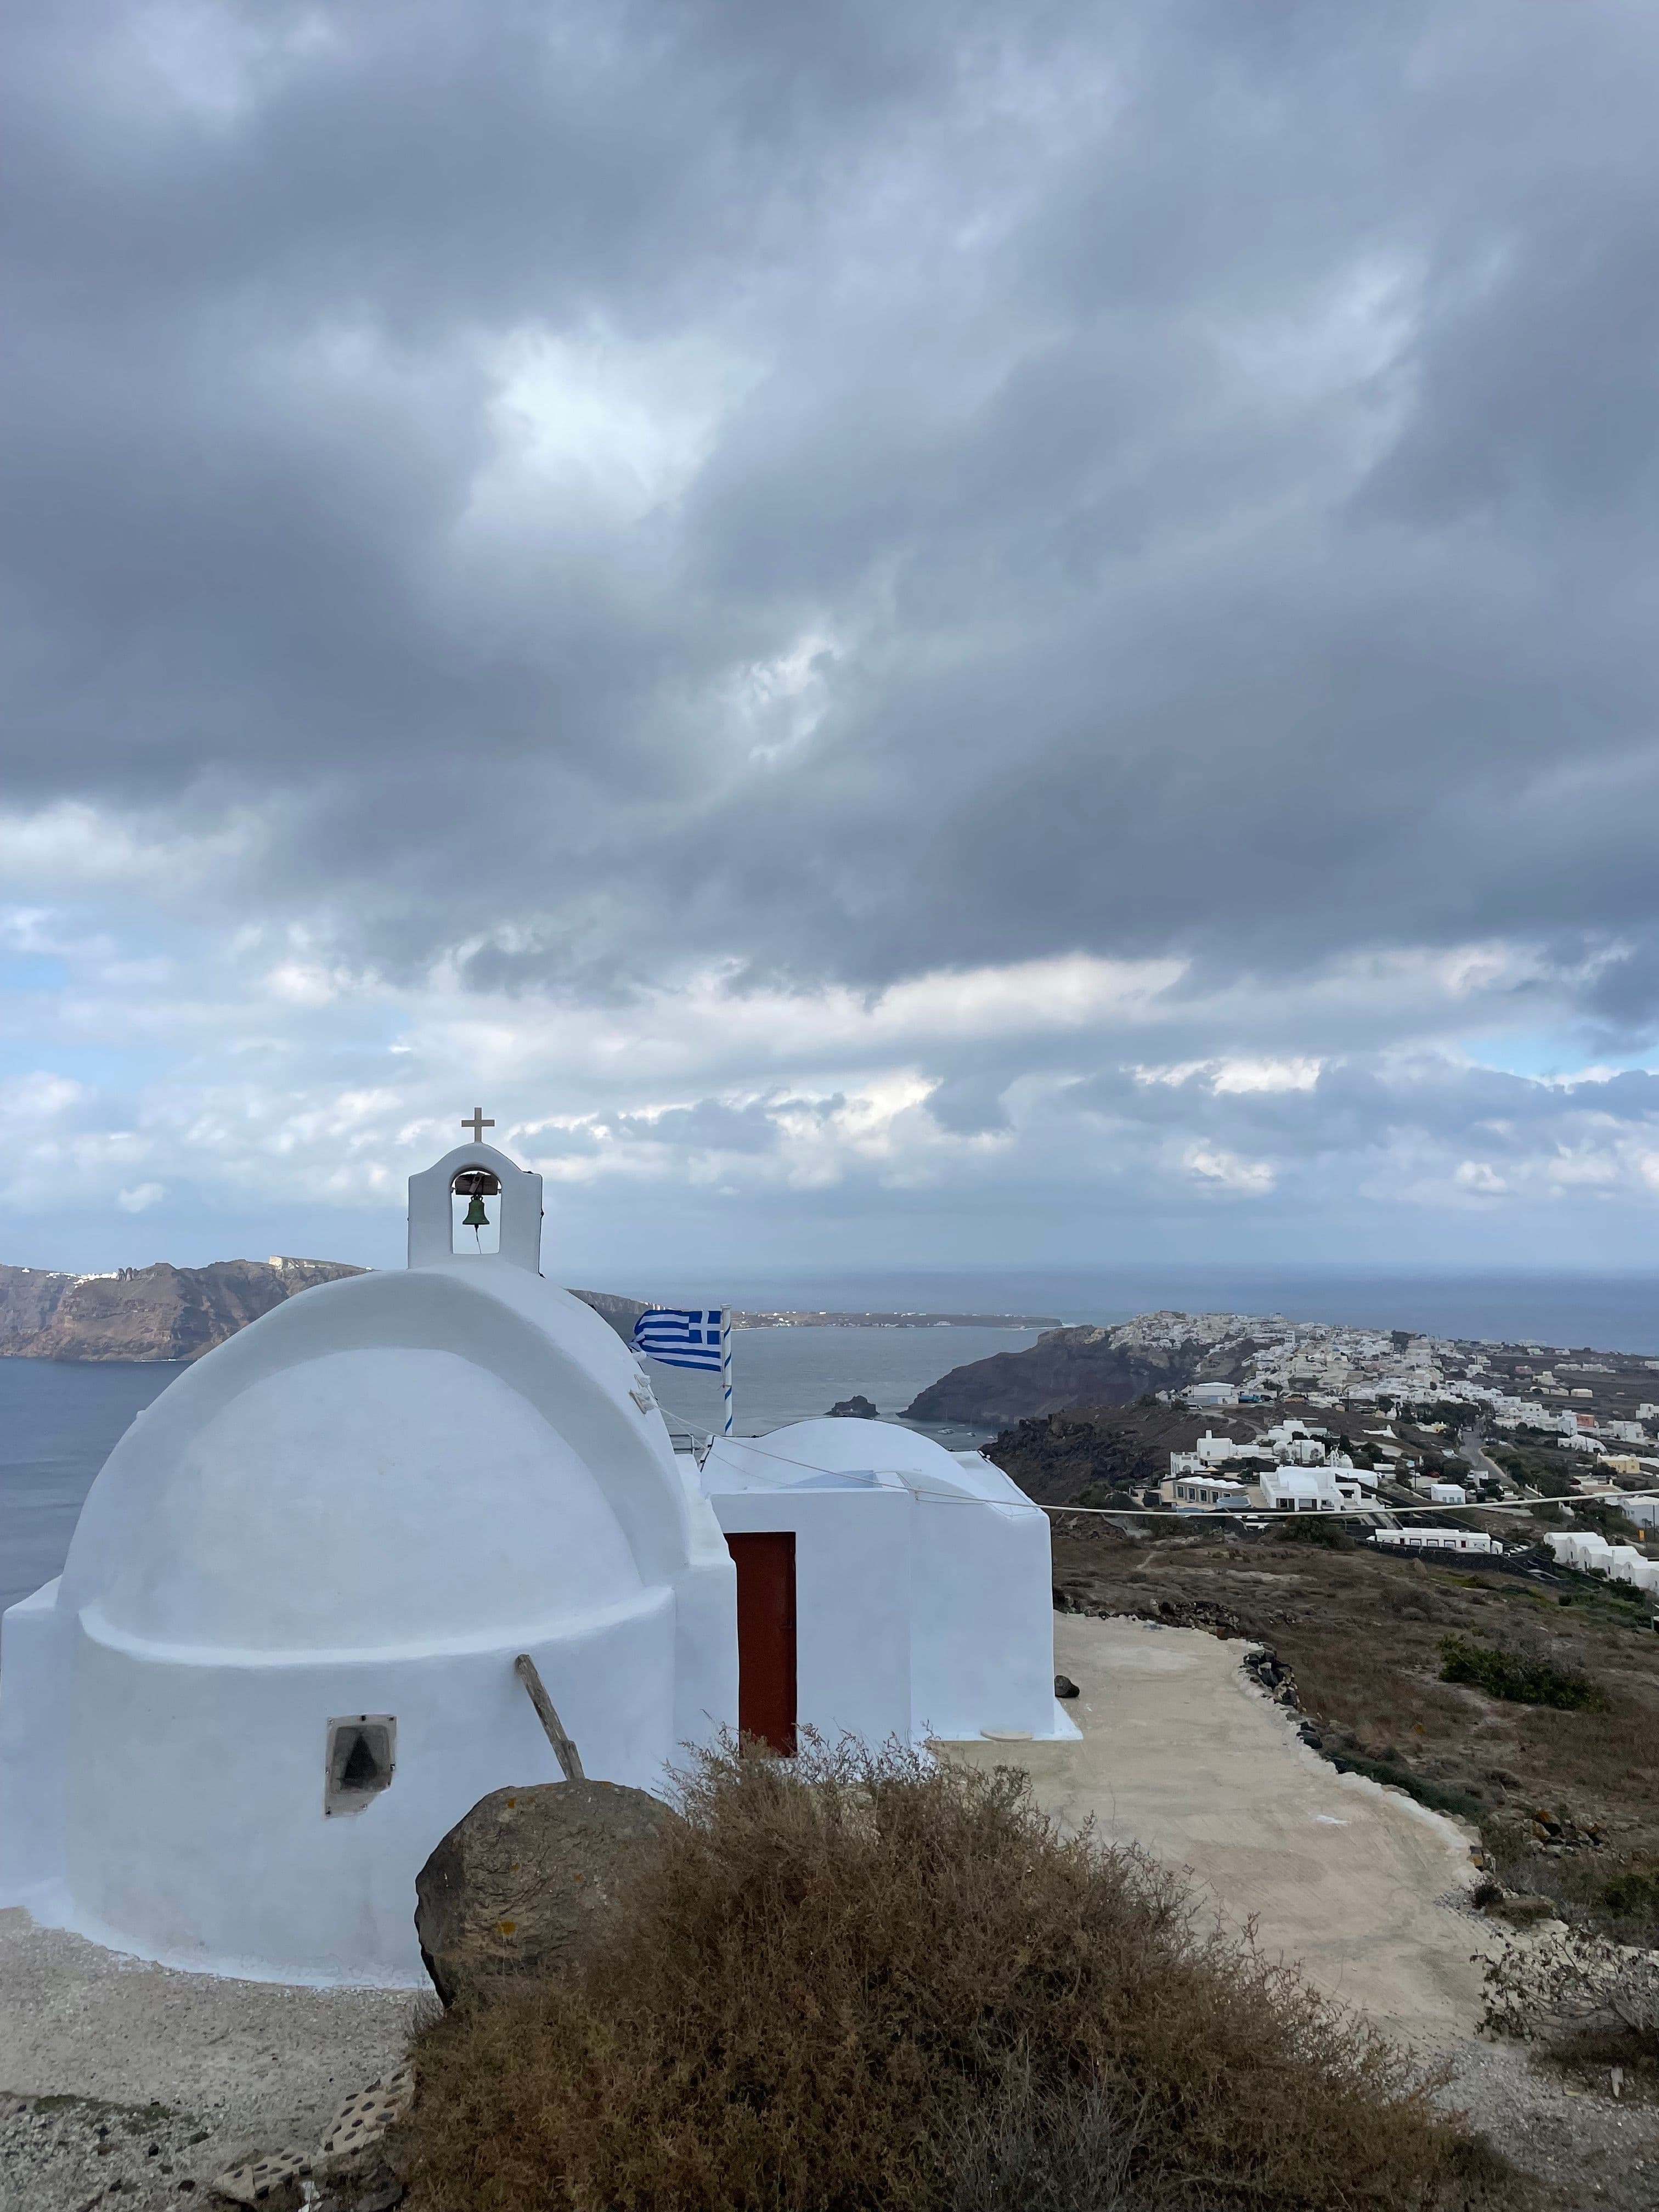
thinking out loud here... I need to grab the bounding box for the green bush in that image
[1272,1514,1353,1550]
[1438,1634,1607,1711]
[1330,1752,1488,1824]
[1599,1869,1659,1929]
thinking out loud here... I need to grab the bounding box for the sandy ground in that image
[4,1611,1657,2209]
[950,1611,1492,2044]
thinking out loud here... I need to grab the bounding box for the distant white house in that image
[1549,1531,1610,1572]
[1329,1458,1380,1505]
[1167,1473,1252,1513]
[1170,1430,1273,1478]
[1373,1527,1498,1556]
[1185,1382,1239,1409]
[1273,1433,1326,1466]
[1261,1467,1343,1513]
[1545,1528,1659,1593]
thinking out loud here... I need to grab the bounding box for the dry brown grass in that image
[404,1739,1498,2212]
[1051,1527,1659,1936]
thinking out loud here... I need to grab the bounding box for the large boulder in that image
[414,1780,677,2007]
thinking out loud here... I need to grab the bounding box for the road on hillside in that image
[1458,1425,1510,1487]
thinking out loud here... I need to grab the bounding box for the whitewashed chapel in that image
[0,1136,1070,1986]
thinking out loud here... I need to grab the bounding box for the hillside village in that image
[1153,1313,1659,1529]
[939,1311,1659,1602]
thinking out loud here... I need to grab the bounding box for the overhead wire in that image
[662,1413,1659,1529]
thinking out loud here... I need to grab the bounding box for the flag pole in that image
[721,1307,734,1436]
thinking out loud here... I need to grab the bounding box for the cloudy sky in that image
[4,0,1659,1280]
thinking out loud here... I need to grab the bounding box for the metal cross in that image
[460,1107,495,1143]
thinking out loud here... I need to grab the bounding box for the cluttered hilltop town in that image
[914,1309,1659,1597]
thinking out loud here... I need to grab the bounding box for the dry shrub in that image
[1482,1926,1659,2061]
[405,1739,1491,2212]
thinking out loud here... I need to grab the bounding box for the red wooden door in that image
[726,1531,797,1756]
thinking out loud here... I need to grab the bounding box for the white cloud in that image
[1212,1057,1323,1095]
[117,1182,166,1212]
[0,804,252,896]
[465,322,762,532]
[1182,1146,1277,1195]
[1135,1056,1322,1093]
[1454,1160,1506,1195]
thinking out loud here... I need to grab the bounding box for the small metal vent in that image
[324,1715,396,1816]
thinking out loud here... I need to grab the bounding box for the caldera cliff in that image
[0,1257,367,1363]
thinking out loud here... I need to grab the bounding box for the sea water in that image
[0,1360,185,1617]
[711,1267,1659,1356]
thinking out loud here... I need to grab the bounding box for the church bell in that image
[462,1193,489,1228]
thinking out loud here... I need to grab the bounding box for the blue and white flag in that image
[633,1307,726,1373]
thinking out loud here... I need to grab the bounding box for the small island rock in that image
[414,1779,676,2006]
[826,1395,879,1419]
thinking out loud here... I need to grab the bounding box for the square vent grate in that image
[324,1715,396,1816]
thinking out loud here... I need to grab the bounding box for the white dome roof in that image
[703,1418,1029,1505]
[59,1250,715,1657]
[77,1348,644,1651]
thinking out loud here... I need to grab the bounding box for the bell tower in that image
[407,1122,544,1274]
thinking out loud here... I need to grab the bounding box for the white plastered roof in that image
[60,1259,725,1657]
[701,1417,1035,1513]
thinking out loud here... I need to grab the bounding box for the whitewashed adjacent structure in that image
[699,1420,1071,1749]
[0,1141,1066,1987]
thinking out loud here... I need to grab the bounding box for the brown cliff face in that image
[984,1403,1254,1505]
[0,1266,76,1351]
[904,1325,1193,1426]
[568,1288,651,1343]
[0,1257,366,1362]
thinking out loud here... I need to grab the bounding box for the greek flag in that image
[632,1307,726,1373]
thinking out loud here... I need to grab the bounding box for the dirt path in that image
[950,1613,1491,2046]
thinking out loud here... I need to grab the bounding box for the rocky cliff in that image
[905,1311,1266,1427]
[0,1257,366,1362]
[568,1288,650,1342]
[0,1265,656,1363]
[0,1266,75,1350]
[986,1403,1224,1505]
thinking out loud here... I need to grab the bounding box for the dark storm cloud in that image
[2,0,1658,1025]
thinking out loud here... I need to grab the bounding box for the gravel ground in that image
[0,1909,419,2212]
[1440,2036,1659,2211]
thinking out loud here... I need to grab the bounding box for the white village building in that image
[1168,1473,1253,1514]
[0,1139,1070,1988]
[1260,1466,1345,1512]
[1183,1381,1239,1409]
[1372,1527,1499,1558]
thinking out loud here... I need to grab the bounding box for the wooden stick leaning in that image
[514,1653,585,1781]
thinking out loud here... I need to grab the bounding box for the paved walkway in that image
[949,1613,1491,2046]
